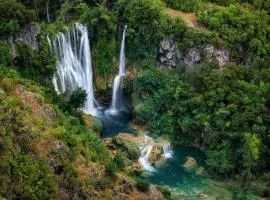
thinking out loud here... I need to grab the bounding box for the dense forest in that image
[0,0,270,199]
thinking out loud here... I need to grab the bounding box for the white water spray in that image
[109,26,127,114]
[163,143,173,159]
[49,23,97,115]
[138,135,156,172]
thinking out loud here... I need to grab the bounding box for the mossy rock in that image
[182,156,198,173]
[112,133,141,160]
[82,115,103,135]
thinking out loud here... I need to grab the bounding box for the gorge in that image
[0,0,269,199]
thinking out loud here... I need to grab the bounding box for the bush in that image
[113,151,126,170]
[14,37,56,83]
[165,0,199,12]
[0,0,35,36]
[136,179,150,192]
[0,78,15,93]
[116,0,164,60]
[0,42,12,66]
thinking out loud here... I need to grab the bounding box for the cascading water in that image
[163,143,173,159]
[49,23,97,116]
[139,135,156,172]
[109,25,127,114]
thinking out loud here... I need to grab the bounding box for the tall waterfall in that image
[49,23,97,115]
[109,25,127,114]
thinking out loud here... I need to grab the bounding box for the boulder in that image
[112,133,142,160]
[148,144,164,165]
[183,156,198,173]
[158,36,181,69]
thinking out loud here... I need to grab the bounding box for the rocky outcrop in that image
[21,23,40,50]
[184,48,201,66]
[157,36,230,68]
[204,44,230,67]
[158,36,181,69]
[112,133,143,160]
[6,23,40,57]
[184,45,230,68]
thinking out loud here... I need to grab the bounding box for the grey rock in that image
[214,48,230,67]
[21,23,40,50]
[158,36,181,68]
[204,44,230,67]
[6,23,40,57]
[184,48,201,66]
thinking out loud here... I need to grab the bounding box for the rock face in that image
[204,44,230,67]
[184,48,201,66]
[184,45,230,68]
[158,36,181,69]
[6,23,40,57]
[157,36,230,68]
[21,23,40,50]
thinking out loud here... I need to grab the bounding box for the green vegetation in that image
[164,0,199,12]
[0,0,270,199]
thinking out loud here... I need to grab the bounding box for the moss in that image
[0,78,15,93]
[112,135,140,160]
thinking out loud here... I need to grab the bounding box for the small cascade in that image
[163,143,173,159]
[138,135,156,172]
[109,25,127,114]
[49,23,98,116]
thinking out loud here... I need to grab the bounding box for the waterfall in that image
[163,143,173,159]
[49,23,97,116]
[109,25,127,114]
[138,135,156,172]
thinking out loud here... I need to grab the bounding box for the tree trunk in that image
[47,0,51,23]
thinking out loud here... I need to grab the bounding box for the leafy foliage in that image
[0,0,35,36]
[164,0,199,12]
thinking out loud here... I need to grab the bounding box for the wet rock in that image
[158,36,181,69]
[183,156,198,172]
[148,144,164,165]
[184,48,201,66]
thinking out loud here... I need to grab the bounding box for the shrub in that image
[0,78,15,93]
[136,179,150,192]
[113,151,126,170]
[0,0,35,36]
[165,0,199,12]
[0,42,12,66]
